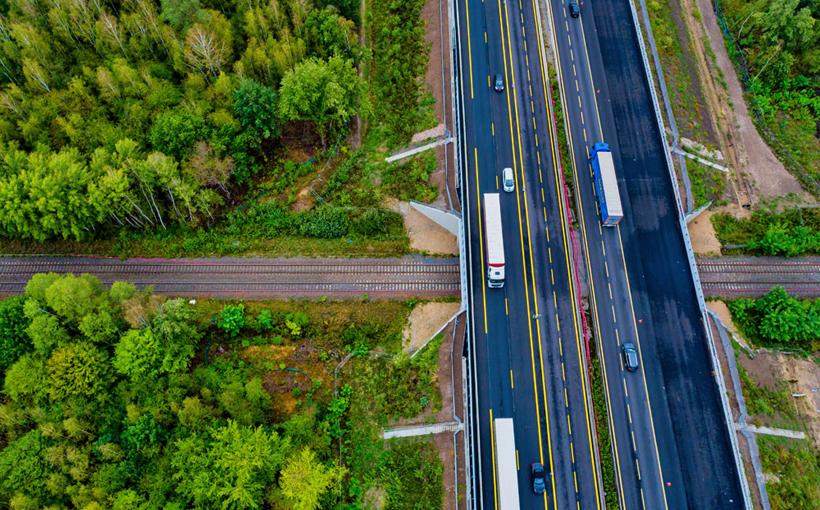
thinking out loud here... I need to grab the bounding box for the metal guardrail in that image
[625,0,753,507]
[449,0,480,508]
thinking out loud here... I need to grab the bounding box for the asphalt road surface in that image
[546,0,745,507]
[457,0,602,507]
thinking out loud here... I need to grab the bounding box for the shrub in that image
[218,304,246,338]
[299,207,349,239]
[728,287,820,351]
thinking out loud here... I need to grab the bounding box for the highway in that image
[544,0,745,507]
[456,0,602,507]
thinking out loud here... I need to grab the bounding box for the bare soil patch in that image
[404,302,461,355]
[775,354,820,448]
[688,210,722,255]
[706,300,743,342]
[738,350,780,391]
[387,199,458,255]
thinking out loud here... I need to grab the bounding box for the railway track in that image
[697,256,820,298]
[0,256,461,299]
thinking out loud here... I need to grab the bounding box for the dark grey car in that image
[621,342,640,372]
[568,0,581,18]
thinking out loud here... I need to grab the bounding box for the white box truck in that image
[484,193,505,288]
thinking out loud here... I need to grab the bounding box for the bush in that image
[728,287,820,351]
[382,155,438,203]
[352,209,398,237]
[218,304,246,338]
[712,208,820,256]
[299,207,350,239]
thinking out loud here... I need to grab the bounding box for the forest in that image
[718,0,819,194]
[0,0,435,253]
[0,274,444,509]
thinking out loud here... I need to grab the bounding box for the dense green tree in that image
[79,310,121,344]
[0,431,50,503]
[302,8,356,60]
[233,79,279,140]
[114,329,162,381]
[278,56,365,146]
[149,111,208,161]
[151,299,202,374]
[3,353,48,403]
[43,274,103,323]
[26,313,70,355]
[729,287,820,350]
[46,341,110,401]
[172,421,287,509]
[0,295,30,372]
[280,447,341,510]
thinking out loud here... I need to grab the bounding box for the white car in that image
[502,167,514,192]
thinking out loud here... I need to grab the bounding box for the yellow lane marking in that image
[496,7,551,509]
[510,369,515,389]
[501,2,555,507]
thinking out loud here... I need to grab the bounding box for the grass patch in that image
[645,0,710,142]
[758,436,820,510]
[589,335,619,510]
[736,363,801,429]
[376,438,444,509]
[687,159,727,207]
[712,207,820,256]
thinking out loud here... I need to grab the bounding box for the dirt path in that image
[692,0,809,203]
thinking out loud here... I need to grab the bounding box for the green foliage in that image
[687,159,726,208]
[382,154,438,203]
[0,276,444,509]
[280,447,342,510]
[719,0,820,194]
[0,431,50,503]
[299,206,350,239]
[219,304,247,338]
[371,0,432,144]
[233,79,280,140]
[728,287,820,351]
[279,56,366,146]
[712,208,820,256]
[172,420,287,510]
[0,296,31,372]
[46,341,110,401]
[378,439,443,510]
[758,436,820,510]
[149,111,208,161]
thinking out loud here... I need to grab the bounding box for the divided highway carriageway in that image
[456,0,748,508]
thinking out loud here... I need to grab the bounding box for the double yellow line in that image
[495,0,557,507]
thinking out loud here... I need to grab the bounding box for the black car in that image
[494,73,504,92]
[568,0,581,18]
[531,462,547,494]
[621,342,640,372]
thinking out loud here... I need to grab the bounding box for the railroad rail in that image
[697,256,820,298]
[0,256,461,299]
